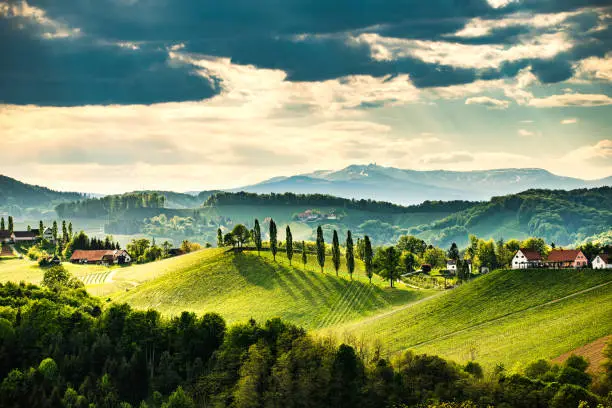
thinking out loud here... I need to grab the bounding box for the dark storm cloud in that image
[1,0,611,106]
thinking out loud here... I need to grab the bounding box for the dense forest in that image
[0,175,83,209]
[415,187,612,247]
[56,193,166,219]
[204,192,476,214]
[0,273,609,408]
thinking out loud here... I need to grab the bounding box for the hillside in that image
[413,187,612,247]
[323,268,612,368]
[113,249,434,329]
[0,174,83,210]
[238,164,612,205]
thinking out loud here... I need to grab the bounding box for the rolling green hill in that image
[322,268,612,368]
[113,249,434,329]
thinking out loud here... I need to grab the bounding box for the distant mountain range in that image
[235,164,612,205]
[0,175,84,209]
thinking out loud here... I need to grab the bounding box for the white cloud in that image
[352,32,573,69]
[454,11,581,38]
[518,129,535,137]
[561,118,578,124]
[0,0,81,39]
[573,53,612,82]
[528,93,612,107]
[486,0,519,9]
[465,96,510,109]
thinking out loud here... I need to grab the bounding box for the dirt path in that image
[552,335,611,374]
[406,280,612,349]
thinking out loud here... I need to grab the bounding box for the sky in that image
[1,0,612,194]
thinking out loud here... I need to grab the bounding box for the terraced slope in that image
[322,269,612,368]
[115,250,434,329]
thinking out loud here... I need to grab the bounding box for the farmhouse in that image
[12,230,40,243]
[70,249,132,265]
[592,254,612,269]
[42,227,54,242]
[545,249,587,269]
[446,259,457,272]
[511,249,543,269]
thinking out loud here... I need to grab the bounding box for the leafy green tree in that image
[162,386,195,408]
[332,230,341,276]
[364,235,373,284]
[375,246,400,287]
[346,231,355,280]
[8,216,14,234]
[233,343,270,408]
[316,226,325,273]
[401,251,416,274]
[397,235,427,256]
[423,247,446,269]
[217,228,223,247]
[253,219,262,255]
[269,219,278,261]
[521,237,549,257]
[301,241,307,268]
[285,225,293,266]
[477,240,498,270]
[448,242,459,260]
[231,224,250,248]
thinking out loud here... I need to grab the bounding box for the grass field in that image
[322,268,612,369]
[114,249,434,330]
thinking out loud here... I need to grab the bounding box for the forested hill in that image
[204,191,478,214]
[415,187,612,247]
[0,175,83,208]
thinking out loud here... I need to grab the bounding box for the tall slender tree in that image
[52,220,58,242]
[8,216,14,234]
[364,235,373,284]
[332,230,341,276]
[0,217,4,230]
[448,242,460,261]
[346,230,355,280]
[270,219,278,261]
[316,226,325,273]
[68,222,73,239]
[38,221,44,237]
[253,219,262,256]
[286,225,293,266]
[217,228,223,247]
[301,241,307,268]
[62,220,68,243]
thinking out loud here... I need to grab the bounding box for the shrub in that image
[565,355,589,372]
[557,366,592,388]
[464,361,484,379]
[524,359,552,379]
[550,384,599,408]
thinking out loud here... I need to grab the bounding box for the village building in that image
[70,249,132,265]
[446,259,457,273]
[511,249,543,269]
[42,227,54,242]
[592,254,612,269]
[0,230,11,243]
[12,230,40,243]
[545,249,587,268]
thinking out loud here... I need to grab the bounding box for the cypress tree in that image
[364,235,373,284]
[253,218,261,255]
[316,226,325,273]
[286,225,293,266]
[346,230,355,280]
[68,222,73,239]
[217,228,223,247]
[0,217,4,230]
[332,230,341,277]
[270,219,278,261]
[52,221,58,241]
[301,241,307,268]
[254,219,262,256]
[62,221,68,243]
[39,221,44,237]
[8,216,14,234]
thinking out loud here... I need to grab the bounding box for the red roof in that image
[546,249,583,262]
[596,254,609,264]
[517,249,542,261]
[71,250,115,262]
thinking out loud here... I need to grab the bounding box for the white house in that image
[446,259,457,273]
[512,249,543,269]
[42,227,54,242]
[592,254,612,269]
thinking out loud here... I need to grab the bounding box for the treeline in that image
[418,187,612,247]
[56,192,166,218]
[0,175,84,207]
[126,238,202,264]
[0,275,609,408]
[205,191,476,214]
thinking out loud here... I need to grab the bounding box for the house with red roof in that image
[70,249,131,265]
[511,248,543,269]
[544,249,588,269]
[592,254,611,269]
